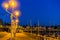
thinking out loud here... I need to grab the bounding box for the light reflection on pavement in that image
[0,32,36,40]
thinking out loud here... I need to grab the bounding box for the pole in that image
[11,14,13,40]
[30,20,32,34]
[14,18,18,38]
[38,20,39,36]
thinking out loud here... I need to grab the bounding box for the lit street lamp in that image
[2,2,9,10]
[2,0,20,40]
[14,10,20,17]
[9,1,18,9]
[16,19,19,23]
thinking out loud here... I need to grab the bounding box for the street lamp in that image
[2,0,20,40]
[13,10,20,17]
[9,1,18,9]
[15,19,19,29]
[16,19,19,23]
[2,2,9,10]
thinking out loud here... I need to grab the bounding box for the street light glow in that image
[14,11,20,17]
[9,1,18,9]
[2,2,9,10]
[16,19,19,23]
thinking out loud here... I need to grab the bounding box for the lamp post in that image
[2,0,20,40]
[38,20,40,36]
[9,0,18,9]
[13,10,20,38]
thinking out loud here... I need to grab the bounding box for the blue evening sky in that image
[0,0,60,26]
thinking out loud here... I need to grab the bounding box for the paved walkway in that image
[0,33,10,40]
[15,32,36,40]
[0,32,36,40]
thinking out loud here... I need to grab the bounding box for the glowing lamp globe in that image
[14,11,20,17]
[16,19,19,23]
[9,1,18,9]
[2,2,9,10]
